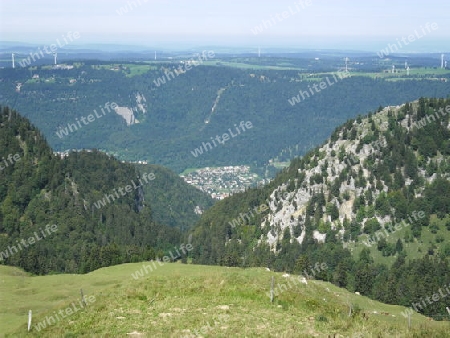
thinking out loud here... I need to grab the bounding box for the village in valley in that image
[180,165,268,199]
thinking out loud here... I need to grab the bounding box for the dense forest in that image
[0,106,209,274]
[1,62,449,172]
[135,163,214,231]
[188,97,450,319]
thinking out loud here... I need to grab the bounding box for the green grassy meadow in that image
[1,262,449,337]
[348,215,450,267]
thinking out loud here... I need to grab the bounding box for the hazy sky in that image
[1,0,449,50]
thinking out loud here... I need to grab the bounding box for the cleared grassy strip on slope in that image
[1,263,449,337]
[349,215,450,267]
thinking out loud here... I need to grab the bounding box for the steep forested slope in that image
[135,163,214,230]
[0,106,209,274]
[190,97,450,319]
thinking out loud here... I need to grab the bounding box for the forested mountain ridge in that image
[135,163,214,230]
[190,97,450,319]
[1,63,450,172]
[0,106,211,275]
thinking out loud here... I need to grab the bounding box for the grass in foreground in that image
[1,263,449,337]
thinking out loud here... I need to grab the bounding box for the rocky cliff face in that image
[258,101,450,250]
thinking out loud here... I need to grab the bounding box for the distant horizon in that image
[1,0,449,54]
[0,37,449,54]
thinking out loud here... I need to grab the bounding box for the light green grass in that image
[125,64,156,77]
[207,60,305,70]
[1,263,449,337]
[349,215,450,266]
[344,67,450,80]
[90,64,156,77]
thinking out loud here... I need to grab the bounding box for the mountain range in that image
[189,97,450,319]
[1,59,449,172]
